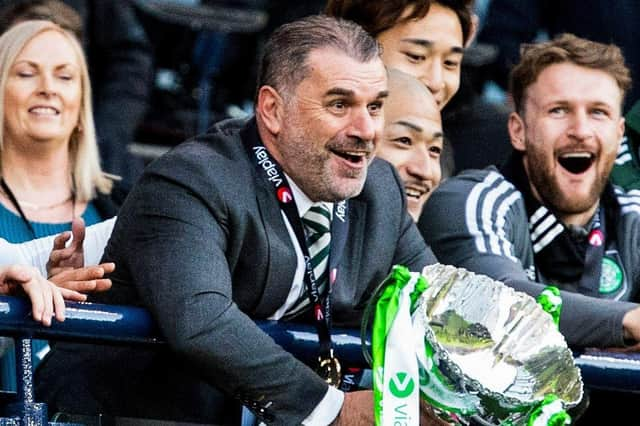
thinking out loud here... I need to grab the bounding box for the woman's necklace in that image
[16,194,73,211]
[0,177,76,238]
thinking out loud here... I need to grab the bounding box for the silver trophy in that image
[416,264,583,424]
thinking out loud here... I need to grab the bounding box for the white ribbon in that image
[381,273,421,426]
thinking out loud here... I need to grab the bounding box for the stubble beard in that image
[277,127,368,202]
[525,148,610,217]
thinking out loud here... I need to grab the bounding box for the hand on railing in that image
[0,265,85,326]
[48,264,114,294]
[621,306,640,350]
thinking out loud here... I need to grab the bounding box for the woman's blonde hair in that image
[0,20,113,201]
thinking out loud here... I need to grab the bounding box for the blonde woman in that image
[0,20,124,244]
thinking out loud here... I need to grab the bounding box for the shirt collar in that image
[285,174,333,220]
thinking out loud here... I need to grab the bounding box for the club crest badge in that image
[599,256,623,294]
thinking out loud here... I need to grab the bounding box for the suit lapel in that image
[331,198,366,313]
[247,145,297,318]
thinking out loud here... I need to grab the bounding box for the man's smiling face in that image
[376,2,464,110]
[509,62,625,225]
[274,47,388,202]
[378,70,442,221]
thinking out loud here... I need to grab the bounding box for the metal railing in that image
[0,296,369,425]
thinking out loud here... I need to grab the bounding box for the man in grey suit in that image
[36,15,438,425]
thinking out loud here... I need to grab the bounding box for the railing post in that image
[5,338,46,426]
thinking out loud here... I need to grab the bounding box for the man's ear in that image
[256,85,284,136]
[508,111,526,151]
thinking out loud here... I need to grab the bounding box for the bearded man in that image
[422,33,640,352]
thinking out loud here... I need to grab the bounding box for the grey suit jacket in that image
[36,118,436,425]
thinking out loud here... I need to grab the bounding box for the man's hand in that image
[47,217,86,277]
[420,399,450,425]
[49,263,115,294]
[332,390,374,426]
[332,390,449,425]
[0,264,86,326]
[618,306,640,351]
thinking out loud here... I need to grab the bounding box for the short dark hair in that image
[325,0,474,45]
[510,33,632,114]
[256,14,380,101]
[0,0,82,40]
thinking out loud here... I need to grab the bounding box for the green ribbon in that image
[537,286,562,328]
[372,265,425,425]
[526,394,571,426]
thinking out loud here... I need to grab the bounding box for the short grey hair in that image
[256,14,381,101]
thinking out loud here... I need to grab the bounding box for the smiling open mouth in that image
[406,189,423,199]
[558,152,595,174]
[29,106,59,115]
[405,184,430,200]
[330,148,368,165]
